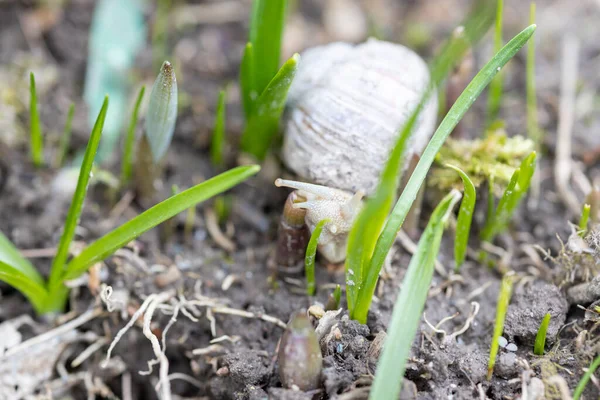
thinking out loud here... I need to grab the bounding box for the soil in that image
[1,0,600,399]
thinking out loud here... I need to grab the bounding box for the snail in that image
[275,38,438,266]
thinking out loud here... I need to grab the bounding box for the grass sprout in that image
[326,284,342,310]
[55,103,75,168]
[241,54,299,160]
[120,85,146,186]
[487,0,504,125]
[29,72,43,167]
[1,90,259,314]
[305,219,329,296]
[573,353,600,400]
[369,190,461,400]
[481,151,537,243]
[488,272,514,379]
[349,22,537,323]
[578,203,591,237]
[346,2,497,321]
[211,89,227,167]
[533,312,551,355]
[446,165,476,271]
[527,2,539,146]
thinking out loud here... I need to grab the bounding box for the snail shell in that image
[282,38,437,195]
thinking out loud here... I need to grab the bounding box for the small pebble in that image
[506,343,518,352]
[498,336,508,348]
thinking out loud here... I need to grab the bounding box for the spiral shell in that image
[282,38,437,195]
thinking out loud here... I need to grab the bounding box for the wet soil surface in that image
[1,0,600,399]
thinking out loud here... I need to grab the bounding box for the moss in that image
[429,129,535,195]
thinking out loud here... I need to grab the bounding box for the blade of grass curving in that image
[573,353,600,400]
[487,0,504,125]
[346,2,497,317]
[488,273,514,379]
[248,0,287,97]
[63,165,260,280]
[446,165,476,271]
[369,190,461,400]
[241,54,299,160]
[0,261,48,314]
[55,103,75,167]
[579,203,591,237]
[240,43,256,120]
[305,219,329,296]
[211,90,227,167]
[481,151,536,242]
[29,72,43,167]
[48,96,108,291]
[0,230,44,287]
[352,25,537,323]
[120,85,146,185]
[533,312,551,355]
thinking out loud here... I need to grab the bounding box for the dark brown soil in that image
[1,0,600,399]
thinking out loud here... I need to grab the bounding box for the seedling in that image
[446,165,476,271]
[370,190,461,400]
[534,312,551,355]
[326,284,342,311]
[488,272,514,379]
[481,151,537,243]
[135,61,178,201]
[120,85,146,186]
[29,72,43,167]
[578,203,591,237]
[486,0,504,126]
[239,0,299,161]
[573,353,600,400]
[527,3,540,146]
[305,219,329,296]
[211,89,227,167]
[54,103,75,168]
[347,19,536,323]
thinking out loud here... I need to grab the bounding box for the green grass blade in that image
[487,273,514,379]
[346,3,497,318]
[446,165,476,271]
[573,354,600,400]
[527,3,539,146]
[145,61,178,163]
[248,0,287,96]
[64,165,260,280]
[0,230,45,287]
[48,96,109,291]
[369,191,460,400]
[29,72,43,167]
[481,151,536,242]
[352,24,537,323]
[240,43,256,120]
[533,312,551,355]
[120,85,146,186]
[305,219,329,296]
[487,0,504,125]
[0,261,48,314]
[241,54,299,160]
[55,103,75,168]
[579,203,591,237]
[211,90,227,167]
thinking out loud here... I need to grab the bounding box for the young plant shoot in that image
[370,190,461,400]
[121,85,146,186]
[488,273,514,379]
[446,165,476,271]
[348,23,536,323]
[135,61,177,201]
[534,312,551,355]
[487,0,504,125]
[211,89,227,167]
[579,203,591,237]
[54,103,76,168]
[305,219,329,296]
[29,72,43,167]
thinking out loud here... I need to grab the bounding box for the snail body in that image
[276,39,437,264]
